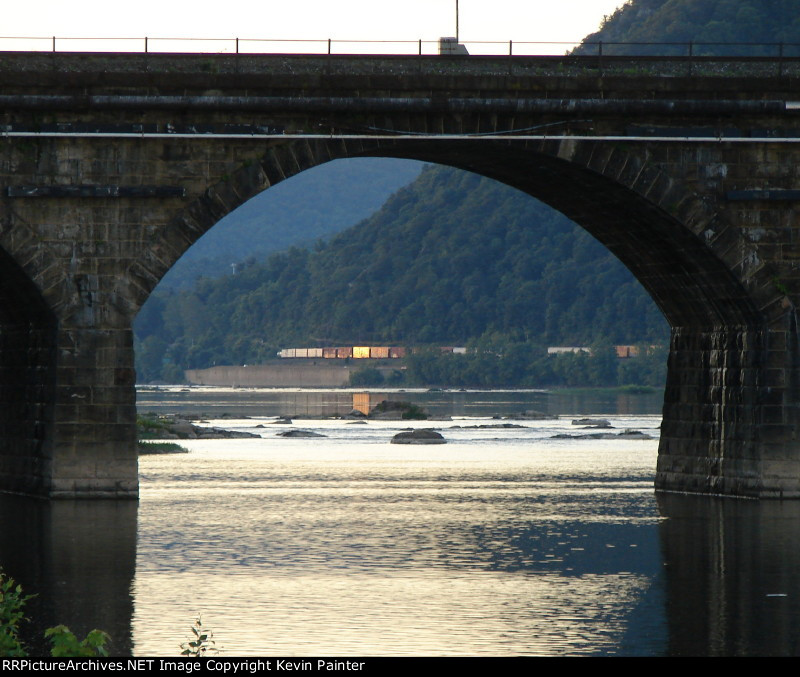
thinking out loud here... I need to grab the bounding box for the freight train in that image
[278,345,652,359]
[277,346,467,359]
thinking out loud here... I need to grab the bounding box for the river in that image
[1,387,799,657]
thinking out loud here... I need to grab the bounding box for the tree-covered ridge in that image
[580,0,800,54]
[134,165,669,383]
[159,157,423,289]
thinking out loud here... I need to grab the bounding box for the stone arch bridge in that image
[0,52,798,498]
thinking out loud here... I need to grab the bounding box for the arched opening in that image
[128,136,774,496]
[132,138,767,328]
[134,155,671,388]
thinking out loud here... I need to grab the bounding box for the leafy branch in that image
[180,616,218,657]
[0,569,109,658]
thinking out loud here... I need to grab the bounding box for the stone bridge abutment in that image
[0,52,797,498]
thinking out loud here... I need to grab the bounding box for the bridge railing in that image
[2,37,800,58]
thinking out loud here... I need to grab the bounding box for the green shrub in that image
[0,572,30,656]
[180,617,217,656]
[0,570,109,658]
[45,627,109,657]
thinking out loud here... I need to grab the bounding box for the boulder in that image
[169,419,198,439]
[572,418,612,428]
[391,429,446,444]
[269,417,292,424]
[277,429,327,438]
[343,409,368,419]
[551,429,652,440]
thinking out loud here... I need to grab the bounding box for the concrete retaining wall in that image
[185,363,353,387]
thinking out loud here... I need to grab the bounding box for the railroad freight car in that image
[279,345,410,358]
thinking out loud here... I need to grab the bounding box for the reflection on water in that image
[657,494,800,657]
[136,386,665,418]
[0,390,799,656]
[0,496,137,656]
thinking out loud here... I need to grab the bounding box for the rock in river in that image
[551,429,652,440]
[572,418,612,428]
[391,429,446,444]
[277,429,327,438]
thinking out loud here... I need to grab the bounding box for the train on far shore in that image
[278,344,652,360]
[277,346,467,359]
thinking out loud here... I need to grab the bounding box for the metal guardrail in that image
[1,37,800,57]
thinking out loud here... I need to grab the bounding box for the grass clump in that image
[138,441,188,455]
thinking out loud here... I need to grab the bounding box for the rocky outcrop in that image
[572,418,612,427]
[391,429,446,444]
[451,423,527,429]
[500,410,557,420]
[370,400,428,420]
[277,429,327,438]
[551,429,652,440]
[138,414,260,440]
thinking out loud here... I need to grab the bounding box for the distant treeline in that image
[351,339,668,389]
[135,165,669,385]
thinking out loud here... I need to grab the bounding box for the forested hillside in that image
[580,0,800,54]
[160,157,423,289]
[135,166,669,383]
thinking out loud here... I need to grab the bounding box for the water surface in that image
[2,388,799,656]
[133,413,664,656]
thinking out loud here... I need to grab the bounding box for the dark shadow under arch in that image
[0,244,57,495]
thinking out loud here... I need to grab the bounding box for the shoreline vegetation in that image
[136,413,260,454]
[138,441,188,455]
[349,342,668,390]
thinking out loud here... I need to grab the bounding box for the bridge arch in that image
[128,137,774,328]
[124,135,782,498]
[2,52,799,499]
